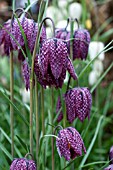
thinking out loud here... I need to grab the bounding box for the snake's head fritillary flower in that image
[37,38,77,88]
[10,157,36,170]
[65,87,92,123]
[71,29,90,60]
[109,146,113,164]
[56,127,86,161]
[56,96,63,122]
[11,16,46,60]
[104,165,113,170]
[0,19,12,55]
[22,60,30,91]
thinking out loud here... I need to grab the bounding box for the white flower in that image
[20,88,30,103]
[88,70,99,86]
[68,3,82,20]
[89,41,105,61]
[58,0,68,8]
[46,6,63,25]
[93,59,104,76]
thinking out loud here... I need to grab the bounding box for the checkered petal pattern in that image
[0,19,12,55]
[65,87,92,123]
[35,38,77,88]
[22,60,30,90]
[56,127,86,161]
[72,29,90,60]
[10,158,36,170]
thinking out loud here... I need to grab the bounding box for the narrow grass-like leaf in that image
[12,0,16,11]
[79,116,104,169]
[91,62,113,93]
[0,143,13,160]
[16,135,29,153]
[25,0,39,12]
[78,40,113,79]
[99,29,113,42]
[14,14,32,64]
[0,127,22,158]
[0,89,29,126]
[81,161,108,168]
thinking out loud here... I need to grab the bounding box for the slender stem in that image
[41,87,45,136]
[51,88,54,170]
[10,51,14,158]
[41,86,45,170]
[35,77,39,170]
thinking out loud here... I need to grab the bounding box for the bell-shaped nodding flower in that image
[72,29,90,60]
[55,25,90,60]
[104,165,113,170]
[34,39,77,88]
[56,96,63,122]
[11,16,46,61]
[0,19,12,55]
[65,87,92,123]
[10,157,36,170]
[56,127,86,161]
[22,60,30,91]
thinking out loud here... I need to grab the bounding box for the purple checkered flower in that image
[22,60,30,90]
[56,127,86,161]
[10,158,36,170]
[104,165,113,170]
[35,38,77,88]
[0,19,12,55]
[55,27,90,61]
[71,29,90,60]
[11,16,46,60]
[56,96,63,122]
[65,87,92,123]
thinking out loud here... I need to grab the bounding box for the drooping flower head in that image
[34,38,77,88]
[56,127,86,161]
[0,19,12,55]
[55,19,90,61]
[71,29,90,60]
[65,87,92,123]
[11,16,46,61]
[10,155,36,170]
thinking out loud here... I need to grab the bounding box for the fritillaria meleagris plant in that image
[10,153,36,170]
[56,87,92,123]
[55,18,90,60]
[34,17,77,89]
[55,126,86,161]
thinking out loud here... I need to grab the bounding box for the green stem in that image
[41,87,45,136]
[35,77,39,170]
[10,51,14,158]
[51,88,54,170]
[41,87,45,170]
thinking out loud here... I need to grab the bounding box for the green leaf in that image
[0,143,13,161]
[79,116,104,169]
[0,88,29,126]
[16,135,29,153]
